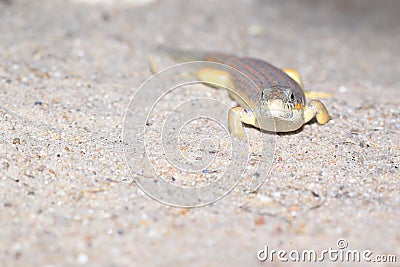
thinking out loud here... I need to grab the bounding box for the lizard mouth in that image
[255,99,304,132]
[269,109,293,120]
[265,99,300,121]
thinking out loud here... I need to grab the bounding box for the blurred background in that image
[1,0,399,266]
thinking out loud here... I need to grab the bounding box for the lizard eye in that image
[289,92,295,102]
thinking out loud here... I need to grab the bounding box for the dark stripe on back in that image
[243,58,278,86]
[202,53,301,99]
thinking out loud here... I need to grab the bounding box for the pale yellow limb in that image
[283,68,332,125]
[282,68,304,89]
[282,68,334,99]
[197,68,235,89]
[228,109,245,138]
[228,106,257,139]
[304,100,331,124]
[305,91,334,99]
[198,68,259,138]
[198,67,249,105]
[149,55,158,74]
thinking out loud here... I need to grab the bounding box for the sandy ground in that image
[0,0,399,266]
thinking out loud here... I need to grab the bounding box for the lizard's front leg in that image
[228,106,257,139]
[197,68,259,138]
[282,68,331,125]
[304,99,331,124]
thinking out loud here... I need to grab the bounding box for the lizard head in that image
[254,85,306,132]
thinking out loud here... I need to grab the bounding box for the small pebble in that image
[38,165,46,172]
[77,253,88,264]
[13,137,20,144]
[255,216,265,225]
[2,161,9,169]
[248,24,263,37]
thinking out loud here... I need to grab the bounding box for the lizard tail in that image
[158,45,208,62]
